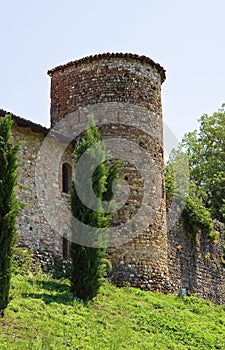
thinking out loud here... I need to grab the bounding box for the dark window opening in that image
[162,179,165,199]
[63,237,70,260]
[62,163,72,193]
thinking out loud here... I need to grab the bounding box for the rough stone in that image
[1,52,224,304]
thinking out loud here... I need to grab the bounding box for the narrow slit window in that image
[62,163,72,193]
[63,237,70,260]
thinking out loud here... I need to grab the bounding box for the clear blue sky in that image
[1,0,225,141]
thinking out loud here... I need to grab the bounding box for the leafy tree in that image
[165,104,225,236]
[165,149,213,236]
[181,104,225,223]
[0,115,20,316]
[164,149,190,203]
[70,117,120,300]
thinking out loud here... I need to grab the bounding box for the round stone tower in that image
[48,53,169,292]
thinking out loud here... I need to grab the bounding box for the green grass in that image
[0,249,225,349]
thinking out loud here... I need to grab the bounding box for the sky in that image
[1,0,225,142]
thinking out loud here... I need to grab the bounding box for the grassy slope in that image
[0,249,225,350]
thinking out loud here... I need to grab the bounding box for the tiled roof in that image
[0,109,49,135]
[47,52,166,83]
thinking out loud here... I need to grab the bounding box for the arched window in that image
[62,163,72,193]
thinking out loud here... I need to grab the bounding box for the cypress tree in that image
[70,117,120,300]
[0,115,20,316]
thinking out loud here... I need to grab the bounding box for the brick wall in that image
[48,53,169,291]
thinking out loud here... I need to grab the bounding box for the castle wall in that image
[9,52,225,304]
[12,124,73,256]
[14,119,225,303]
[48,53,165,127]
[48,53,169,292]
[167,218,225,304]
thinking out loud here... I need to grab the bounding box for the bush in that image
[182,197,213,236]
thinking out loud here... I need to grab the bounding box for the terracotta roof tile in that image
[0,109,49,135]
[47,52,166,83]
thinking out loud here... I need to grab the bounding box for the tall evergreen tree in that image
[70,117,120,300]
[0,115,20,316]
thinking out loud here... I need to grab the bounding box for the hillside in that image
[0,248,225,350]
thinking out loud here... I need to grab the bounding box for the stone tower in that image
[48,53,169,291]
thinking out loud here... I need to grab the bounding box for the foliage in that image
[182,197,213,236]
[165,168,213,236]
[0,115,21,316]
[165,151,213,236]
[181,104,225,223]
[164,149,190,203]
[70,116,120,301]
[165,105,225,235]
[0,249,225,349]
[12,247,34,275]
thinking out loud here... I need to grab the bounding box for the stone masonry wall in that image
[9,52,225,304]
[48,53,165,127]
[48,53,169,292]
[167,217,225,304]
[12,123,73,256]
